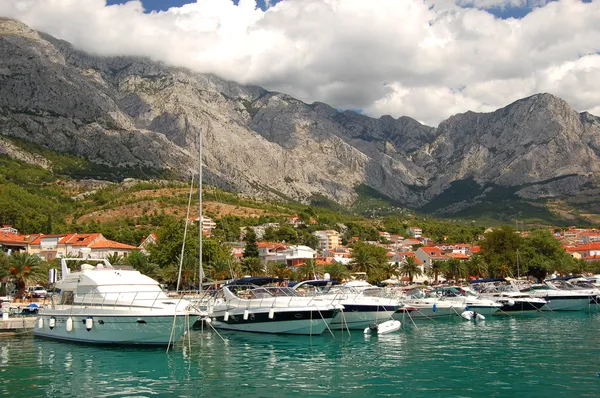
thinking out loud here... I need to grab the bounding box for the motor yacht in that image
[517,279,597,311]
[291,280,400,330]
[388,286,466,319]
[430,286,502,315]
[209,277,342,335]
[34,258,200,345]
[471,278,547,313]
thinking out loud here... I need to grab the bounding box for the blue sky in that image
[106,0,543,18]
[106,0,282,12]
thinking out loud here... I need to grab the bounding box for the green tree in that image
[243,228,259,258]
[125,251,160,279]
[481,225,523,277]
[467,255,488,279]
[442,258,468,281]
[399,256,422,283]
[324,262,351,281]
[270,263,293,279]
[349,242,387,275]
[105,253,124,266]
[429,260,444,283]
[5,253,44,296]
[241,257,263,276]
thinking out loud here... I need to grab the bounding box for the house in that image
[408,227,422,238]
[379,231,391,241]
[0,232,39,255]
[415,247,450,268]
[139,233,158,254]
[189,216,217,235]
[258,243,317,267]
[565,242,600,261]
[313,230,341,251]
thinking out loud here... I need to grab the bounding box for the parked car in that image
[27,286,47,299]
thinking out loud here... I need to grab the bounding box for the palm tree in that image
[399,256,422,283]
[380,262,400,280]
[106,253,124,266]
[125,251,160,279]
[270,263,293,279]
[6,252,43,296]
[430,260,444,283]
[467,255,488,279]
[241,257,264,276]
[208,257,235,280]
[497,264,512,278]
[443,258,468,281]
[350,248,379,275]
[324,262,351,282]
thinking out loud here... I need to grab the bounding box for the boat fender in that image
[205,317,212,324]
[224,311,230,321]
[85,317,93,331]
[268,308,275,319]
[432,304,437,312]
[66,317,73,333]
[38,317,43,329]
[476,313,486,321]
[507,300,515,306]
[243,310,249,320]
[49,317,56,330]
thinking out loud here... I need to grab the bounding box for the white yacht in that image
[209,277,343,335]
[430,286,503,315]
[517,279,597,311]
[291,280,400,330]
[471,278,547,313]
[34,258,200,345]
[389,286,466,319]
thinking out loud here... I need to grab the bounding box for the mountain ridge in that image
[1,18,600,222]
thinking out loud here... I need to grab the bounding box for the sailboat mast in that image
[176,173,195,292]
[198,127,204,291]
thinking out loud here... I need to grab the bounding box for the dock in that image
[0,316,36,335]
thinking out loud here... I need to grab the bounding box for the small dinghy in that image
[460,311,485,321]
[363,320,401,335]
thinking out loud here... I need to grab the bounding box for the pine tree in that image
[243,228,259,258]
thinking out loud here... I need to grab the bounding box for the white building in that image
[313,230,341,251]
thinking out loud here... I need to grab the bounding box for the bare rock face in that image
[1,18,600,214]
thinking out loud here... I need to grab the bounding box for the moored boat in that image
[34,258,200,345]
[209,277,342,335]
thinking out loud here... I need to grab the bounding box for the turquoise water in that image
[2,312,600,397]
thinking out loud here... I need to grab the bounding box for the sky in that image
[0,0,599,126]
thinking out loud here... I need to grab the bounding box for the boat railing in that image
[54,290,192,312]
[225,285,339,309]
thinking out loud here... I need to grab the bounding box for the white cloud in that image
[0,0,599,126]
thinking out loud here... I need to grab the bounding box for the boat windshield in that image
[227,284,302,299]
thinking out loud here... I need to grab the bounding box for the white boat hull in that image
[331,309,397,330]
[394,302,465,319]
[210,307,339,335]
[541,297,593,311]
[34,313,195,345]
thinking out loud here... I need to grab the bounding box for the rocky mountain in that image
[1,18,600,221]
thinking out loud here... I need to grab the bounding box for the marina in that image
[1,311,600,397]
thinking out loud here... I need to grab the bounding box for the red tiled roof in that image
[471,246,481,253]
[59,233,104,246]
[89,240,139,250]
[447,253,470,259]
[0,232,40,246]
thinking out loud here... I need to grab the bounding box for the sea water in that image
[1,312,600,397]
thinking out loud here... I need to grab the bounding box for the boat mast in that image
[198,127,204,292]
[516,249,520,279]
[176,172,195,292]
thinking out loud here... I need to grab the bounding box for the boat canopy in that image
[470,278,507,284]
[288,280,339,288]
[227,277,284,286]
